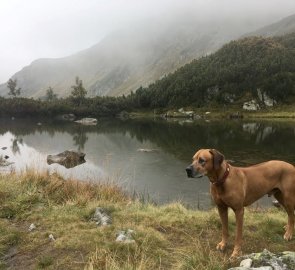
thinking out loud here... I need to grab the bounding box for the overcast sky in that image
[0,0,295,83]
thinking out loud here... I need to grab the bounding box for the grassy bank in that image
[0,172,294,269]
[127,104,295,120]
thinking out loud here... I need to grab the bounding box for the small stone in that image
[92,207,112,226]
[1,147,7,150]
[49,234,55,241]
[28,223,36,232]
[116,229,135,243]
[240,258,252,268]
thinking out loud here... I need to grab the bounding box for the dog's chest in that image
[211,185,239,208]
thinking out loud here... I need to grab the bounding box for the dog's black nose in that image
[186,165,194,178]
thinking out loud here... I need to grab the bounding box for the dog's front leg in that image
[231,207,244,258]
[216,205,228,251]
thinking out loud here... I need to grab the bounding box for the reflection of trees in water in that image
[11,138,23,154]
[2,117,295,164]
[73,132,88,151]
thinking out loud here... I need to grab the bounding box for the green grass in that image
[0,171,294,269]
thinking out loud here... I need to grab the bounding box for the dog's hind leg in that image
[283,202,294,241]
[274,191,295,240]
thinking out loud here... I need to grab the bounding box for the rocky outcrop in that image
[229,249,295,270]
[47,150,86,169]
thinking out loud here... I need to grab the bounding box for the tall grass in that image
[0,171,295,269]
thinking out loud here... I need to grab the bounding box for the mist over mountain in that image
[244,13,295,37]
[0,12,294,98]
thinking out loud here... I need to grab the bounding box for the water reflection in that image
[1,117,295,208]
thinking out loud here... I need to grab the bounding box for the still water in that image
[1,117,295,209]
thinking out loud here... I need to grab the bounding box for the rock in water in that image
[47,150,86,168]
[75,118,97,125]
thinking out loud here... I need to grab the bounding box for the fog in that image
[0,0,295,83]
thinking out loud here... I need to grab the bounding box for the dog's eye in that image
[198,158,206,165]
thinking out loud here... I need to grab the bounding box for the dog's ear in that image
[209,149,224,170]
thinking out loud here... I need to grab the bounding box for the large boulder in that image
[47,150,86,168]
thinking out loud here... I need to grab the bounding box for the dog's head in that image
[186,149,224,178]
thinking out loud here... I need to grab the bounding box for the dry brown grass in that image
[1,171,295,269]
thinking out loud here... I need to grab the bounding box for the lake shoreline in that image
[0,171,294,269]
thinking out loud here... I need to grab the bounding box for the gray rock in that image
[116,229,135,243]
[91,207,112,226]
[49,234,55,241]
[75,118,97,125]
[47,150,86,168]
[28,223,36,232]
[1,147,7,150]
[238,249,295,270]
[243,100,260,111]
[240,258,253,268]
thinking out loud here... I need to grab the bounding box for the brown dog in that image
[186,148,295,258]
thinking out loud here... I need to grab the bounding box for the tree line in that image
[2,32,295,117]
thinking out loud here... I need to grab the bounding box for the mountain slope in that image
[245,13,295,37]
[130,33,295,108]
[0,18,262,98]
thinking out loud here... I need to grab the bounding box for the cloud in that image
[0,0,295,83]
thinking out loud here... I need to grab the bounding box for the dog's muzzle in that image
[186,165,195,178]
[186,165,204,178]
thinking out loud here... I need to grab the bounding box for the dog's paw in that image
[229,248,242,260]
[216,241,227,251]
[284,230,293,241]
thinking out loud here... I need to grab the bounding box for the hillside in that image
[245,13,295,37]
[0,17,268,99]
[130,33,295,108]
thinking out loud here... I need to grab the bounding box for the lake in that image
[1,116,295,209]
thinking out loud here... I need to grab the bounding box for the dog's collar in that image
[212,163,230,186]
